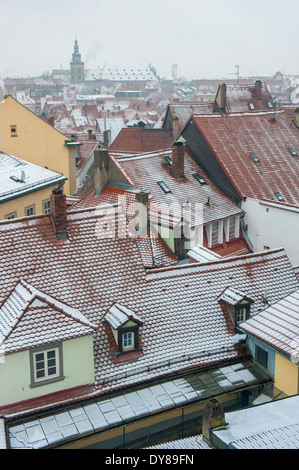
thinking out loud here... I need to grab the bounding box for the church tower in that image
[70,37,84,83]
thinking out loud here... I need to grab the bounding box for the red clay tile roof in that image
[0,280,97,354]
[109,127,174,153]
[224,83,273,113]
[0,207,298,410]
[192,110,299,204]
[110,149,243,224]
[69,185,178,268]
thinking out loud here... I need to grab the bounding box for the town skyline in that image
[1,0,299,80]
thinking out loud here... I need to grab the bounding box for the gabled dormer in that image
[219,287,254,328]
[103,303,143,362]
[0,280,97,407]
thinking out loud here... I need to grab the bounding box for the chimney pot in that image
[171,141,185,178]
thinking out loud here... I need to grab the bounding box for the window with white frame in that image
[5,212,17,220]
[43,199,51,214]
[236,307,247,324]
[211,222,219,245]
[30,344,63,386]
[25,205,35,216]
[122,332,134,351]
[228,216,236,240]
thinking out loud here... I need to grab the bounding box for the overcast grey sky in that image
[1,0,299,80]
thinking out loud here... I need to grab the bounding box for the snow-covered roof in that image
[0,205,298,423]
[110,148,244,225]
[212,395,299,449]
[187,245,222,263]
[0,153,67,202]
[85,65,158,82]
[7,360,270,449]
[146,434,211,449]
[190,110,299,205]
[0,280,97,354]
[103,303,143,329]
[219,287,254,306]
[240,289,299,360]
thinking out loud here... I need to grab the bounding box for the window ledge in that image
[30,375,65,388]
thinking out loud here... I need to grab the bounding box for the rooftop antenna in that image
[228,65,240,84]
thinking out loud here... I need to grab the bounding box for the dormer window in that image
[219,287,254,328]
[103,303,143,361]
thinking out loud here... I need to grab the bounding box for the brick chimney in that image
[255,80,262,100]
[218,83,227,109]
[87,129,93,140]
[103,129,111,149]
[172,116,180,138]
[171,141,185,178]
[50,188,68,239]
[202,398,226,442]
[94,148,109,195]
[135,190,149,237]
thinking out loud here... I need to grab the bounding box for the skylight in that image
[157,181,172,194]
[164,155,172,166]
[274,192,284,202]
[193,173,206,185]
[250,154,259,163]
[289,148,298,157]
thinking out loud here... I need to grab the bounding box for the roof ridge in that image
[146,247,287,276]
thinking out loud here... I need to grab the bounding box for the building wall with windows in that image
[1,185,62,220]
[0,95,77,195]
[0,335,95,407]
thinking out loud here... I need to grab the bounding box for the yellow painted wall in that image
[0,184,62,220]
[274,353,299,396]
[0,96,76,195]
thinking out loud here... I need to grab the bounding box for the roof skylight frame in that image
[250,153,260,163]
[274,192,284,202]
[157,181,172,194]
[289,148,298,157]
[193,173,207,185]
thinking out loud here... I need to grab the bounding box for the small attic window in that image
[289,148,298,157]
[219,287,254,328]
[249,103,255,110]
[157,181,172,194]
[274,192,284,202]
[10,125,17,137]
[193,173,206,185]
[250,153,259,163]
[103,304,143,360]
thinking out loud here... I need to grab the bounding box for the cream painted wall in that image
[0,335,95,407]
[274,353,299,396]
[0,96,76,195]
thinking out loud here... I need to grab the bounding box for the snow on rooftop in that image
[103,303,142,330]
[0,153,66,201]
[212,395,299,449]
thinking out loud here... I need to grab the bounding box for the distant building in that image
[70,38,85,83]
